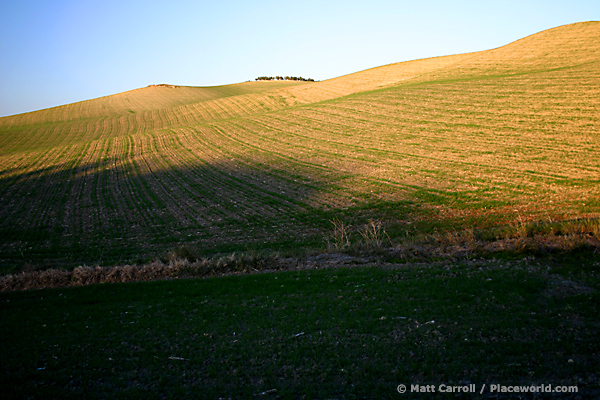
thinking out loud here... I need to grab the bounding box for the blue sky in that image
[1,0,598,117]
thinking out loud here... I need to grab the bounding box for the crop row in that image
[0,123,336,267]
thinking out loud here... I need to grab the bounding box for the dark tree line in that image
[255,76,315,82]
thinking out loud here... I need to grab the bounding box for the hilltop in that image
[0,21,599,270]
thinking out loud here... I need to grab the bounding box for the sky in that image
[1,0,599,117]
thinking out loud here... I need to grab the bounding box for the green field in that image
[1,22,599,270]
[1,255,599,398]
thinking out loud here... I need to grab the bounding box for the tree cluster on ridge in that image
[255,76,315,82]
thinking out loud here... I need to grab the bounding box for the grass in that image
[1,255,599,399]
[2,216,598,292]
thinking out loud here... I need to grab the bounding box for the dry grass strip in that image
[390,232,600,261]
[0,254,291,292]
[2,228,599,292]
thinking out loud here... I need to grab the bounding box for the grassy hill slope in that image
[0,22,599,270]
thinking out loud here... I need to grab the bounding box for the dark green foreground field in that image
[2,254,599,399]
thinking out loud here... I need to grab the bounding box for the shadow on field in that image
[0,156,417,271]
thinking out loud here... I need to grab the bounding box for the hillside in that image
[0,22,599,270]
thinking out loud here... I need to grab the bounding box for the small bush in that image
[326,218,351,250]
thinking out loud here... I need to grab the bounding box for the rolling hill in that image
[1,21,599,270]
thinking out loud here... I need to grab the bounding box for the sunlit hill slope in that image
[1,21,599,269]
